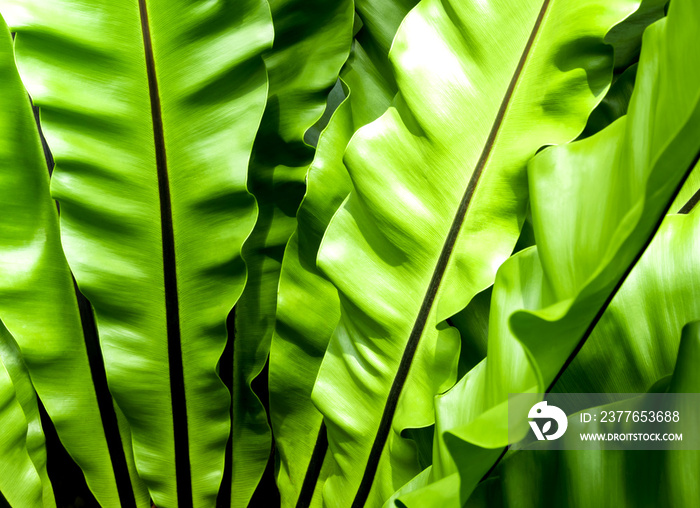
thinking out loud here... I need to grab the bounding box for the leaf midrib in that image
[137,1,192,505]
[349,1,553,505]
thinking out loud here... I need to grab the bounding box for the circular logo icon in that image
[528,401,568,440]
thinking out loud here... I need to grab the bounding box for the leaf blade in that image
[0,12,149,507]
[2,0,274,504]
[270,0,420,504]
[312,0,640,504]
[411,1,700,504]
[229,0,355,504]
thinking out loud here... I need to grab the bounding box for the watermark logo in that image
[528,401,568,440]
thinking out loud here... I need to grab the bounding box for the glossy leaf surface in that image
[555,207,700,397]
[465,183,700,507]
[0,323,54,508]
[404,1,700,504]
[313,0,640,505]
[0,1,274,505]
[270,0,417,504]
[230,0,354,504]
[470,318,700,508]
[0,14,149,508]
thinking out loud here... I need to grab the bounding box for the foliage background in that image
[0,0,698,507]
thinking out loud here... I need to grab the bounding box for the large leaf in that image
[515,0,700,395]
[0,13,149,507]
[460,1,656,381]
[311,0,641,505]
[0,310,54,507]
[554,204,700,397]
[0,1,274,506]
[228,0,354,504]
[469,321,700,508]
[406,0,700,504]
[464,200,700,507]
[269,0,418,505]
[464,176,700,506]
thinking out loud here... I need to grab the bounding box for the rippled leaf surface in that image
[270,0,417,504]
[405,1,700,505]
[0,13,150,507]
[229,0,354,504]
[0,1,273,505]
[468,203,700,507]
[312,0,641,505]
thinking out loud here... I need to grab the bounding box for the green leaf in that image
[230,0,354,504]
[1,1,274,505]
[0,339,47,508]
[605,0,667,70]
[0,13,148,507]
[672,165,700,214]
[465,204,700,507]
[311,0,641,505]
[516,0,700,396]
[469,321,700,508]
[580,63,637,139]
[449,286,491,379]
[406,0,700,504]
[554,206,700,396]
[270,0,419,505]
[0,325,53,508]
